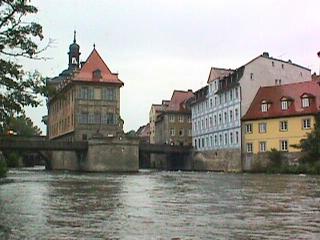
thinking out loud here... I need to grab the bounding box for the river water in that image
[0,168,320,240]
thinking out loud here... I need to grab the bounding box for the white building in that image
[192,52,311,152]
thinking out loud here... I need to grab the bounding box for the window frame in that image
[279,120,288,132]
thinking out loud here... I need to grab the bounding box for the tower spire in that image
[73,30,76,43]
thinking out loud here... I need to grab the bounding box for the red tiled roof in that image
[207,67,234,83]
[166,90,194,112]
[73,48,124,85]
[242,81,320,121]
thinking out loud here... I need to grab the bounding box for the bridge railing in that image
[0,136,88,151]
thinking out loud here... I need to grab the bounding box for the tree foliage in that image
[5,114,41,136]
[0,0,47,133]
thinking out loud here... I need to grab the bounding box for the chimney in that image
[188,89,193,93]
[262,52,269,58]
[288,59,292,64]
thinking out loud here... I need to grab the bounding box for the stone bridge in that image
[0,136,193,171]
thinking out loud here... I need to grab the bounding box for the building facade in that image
[47,34,124,141]
[242,81,320,155]
[149,101,169,144]
[154,90,194,146]
[192,53,311,153]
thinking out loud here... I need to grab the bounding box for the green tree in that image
[0,0,48,133]
[5,114,42,136]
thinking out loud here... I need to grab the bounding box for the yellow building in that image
[242,81,320,155]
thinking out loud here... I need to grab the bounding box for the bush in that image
[5,151,21,168]
[268,148,284,168]
[0,158,7,178]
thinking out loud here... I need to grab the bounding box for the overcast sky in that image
[24,0,320,133]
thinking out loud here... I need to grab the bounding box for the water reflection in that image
[0,168,320,239]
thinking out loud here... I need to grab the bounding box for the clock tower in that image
[68,30,80,69]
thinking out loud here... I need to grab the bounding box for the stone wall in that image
[48,150,81,171]
[49,136,139,172]
[242,152,303,172]
[192,149,242,172]
[84,137,139,172]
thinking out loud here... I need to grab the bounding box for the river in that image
[0,168,320,239]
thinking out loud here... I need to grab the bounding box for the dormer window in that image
[93,69,102,80]
[281,100,288,110]
[302,98,310,108]
[261,100,268,112]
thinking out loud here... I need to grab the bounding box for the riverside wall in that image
[49,136,139,172]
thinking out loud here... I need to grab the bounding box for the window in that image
[272,61,275,67]
[230,91,233,101]
[178,115,184,123]
[235,108,239,120]
[281,64,284,69]
[224,93,227,102]
[210,136,213,147]
[259,123,267,133]
[219,134,222,146]
[170,128,175,136]
[80,87,88,99]
[79,112,88,124]
[235,88,239,99]
[202,138,205,148]
[188,116,192,123]
[102,87,116,101]
[259,142,266,152]
[169,115,175,122]
[280,121,288,131]
[224,133,228,145]
[219,113,222,124]
[281,100,288,110]
[102,113,116,125]
[210,98,213,108]
[245,124,252,134]
[230,110,233,122]
[209,116,213,128]
[205,118,208,128]
[82,134,87,140]
[179,129,184,136]
[280,140,288,151]
[93,69,102,80]
[230,132,233,144]
[194,139,197,149]
[235,131,239,144]
[214,135,218,146]
[88,88,94,99]
[250,73,254,80]
[302,98,310,108]
[224,112,227,123]
[214,96,217,106]
[261,103,268,112]
[214,115,217,125]
[302,118,311,129]
[198,138,201,149]
[94,113,101,124]
[247,143,253,153]
[201,119,204,129]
